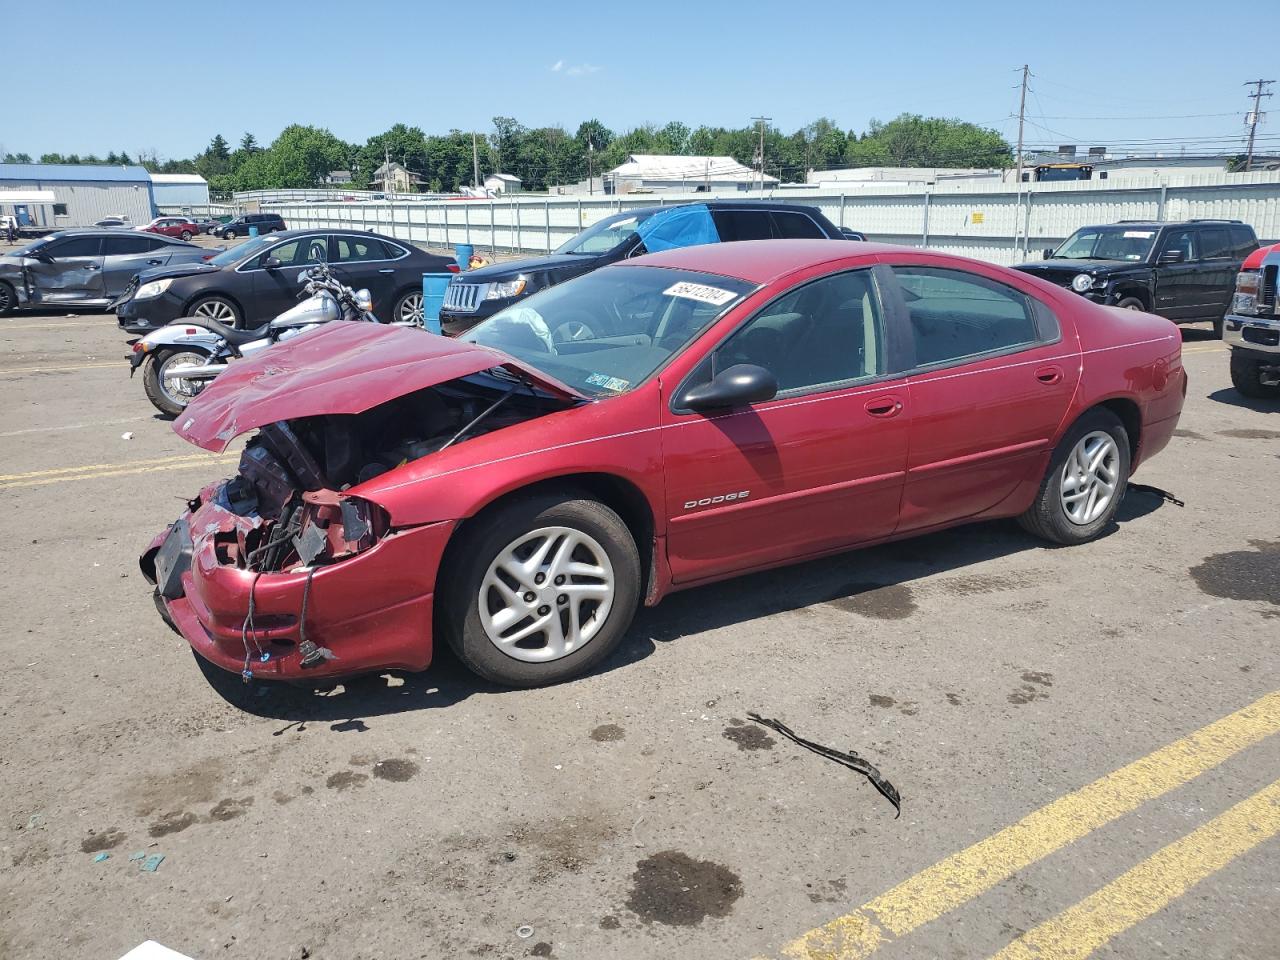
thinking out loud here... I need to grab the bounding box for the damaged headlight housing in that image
[291,492,387,568]
[1071,273,1096,293]
[135,278,174,300]
[485,278,528,300]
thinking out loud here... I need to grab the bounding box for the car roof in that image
[621,238,890,284]
[1084,220,1247,229]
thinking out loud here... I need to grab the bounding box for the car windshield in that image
[462,266,753,398]
[207,234,282,267]
[1052,226,1156,262]
[554,211,658,255]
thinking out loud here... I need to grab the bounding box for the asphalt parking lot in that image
[0,306,1277,960]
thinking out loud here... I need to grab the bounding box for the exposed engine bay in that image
[202,374,569,573]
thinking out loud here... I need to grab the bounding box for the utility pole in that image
[1244,78,1274,171]
[751,116,771,192]
[1014,65,1029,190]
[472,132,480,190]
[588,140,595,195]
[1014,65,1030,257]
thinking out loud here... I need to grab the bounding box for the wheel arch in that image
[1087,396,1142,463]
[1109,282,1151,310]
[182,288,246,319]
[436,471,657,600]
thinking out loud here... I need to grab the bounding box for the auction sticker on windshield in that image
[1123,230,1155,238]
[663,281,737,306]
[585,373,631,393]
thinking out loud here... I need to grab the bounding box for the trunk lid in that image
[174,321,585,452]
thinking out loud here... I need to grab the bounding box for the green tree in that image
[4,152,32,163]
[845,114,1010,168]
[239,133,259,154]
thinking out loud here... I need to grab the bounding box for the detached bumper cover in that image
[144,495,456,679]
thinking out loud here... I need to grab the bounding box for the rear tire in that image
[1230,350,1280,399]
[143,348,212,417]
[439,494,641,687]
[1018,408,1131,545]
[180,230,192,241]
[0,280,14,316]
[1212,314,1224,339]
[392,289,423,326]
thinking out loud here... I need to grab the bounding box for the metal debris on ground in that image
[747,712,902,817]
[516,925,535,939]
[1127,483,1185,507]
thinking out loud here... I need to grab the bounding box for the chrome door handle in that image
[378,268,395,274]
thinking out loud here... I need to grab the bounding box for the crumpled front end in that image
[142,467,453,682]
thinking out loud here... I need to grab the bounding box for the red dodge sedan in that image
[142,240,1186,688]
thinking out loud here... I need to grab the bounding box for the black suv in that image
[212,213,287,240]
[1015,219,1258,336]
[439,200,854,336]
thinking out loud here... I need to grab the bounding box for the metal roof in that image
[0,162,152,183]
[149,173,207,184]
[609,154,779,184]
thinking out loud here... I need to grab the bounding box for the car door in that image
[27,235,106,303]
[1152,227,1200,320]
[101,234,170,297]
[330,235,397,314]
[248,235,328,320]
[660,265,911,584]
[1198,226,1239,319]
[884,263,1081,532]
[770,209,828,239]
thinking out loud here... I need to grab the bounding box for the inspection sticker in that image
[663,282,737,306]
[1123,230,1155,238]
[585,373,631,392]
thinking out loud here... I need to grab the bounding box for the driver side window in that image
[709,269,884,394]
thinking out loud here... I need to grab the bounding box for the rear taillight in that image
[447,263,460,273]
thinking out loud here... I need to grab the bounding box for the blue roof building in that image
[0,163,156,227]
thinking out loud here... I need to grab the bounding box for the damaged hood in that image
[134,261,222,284]
[175,321,585,452]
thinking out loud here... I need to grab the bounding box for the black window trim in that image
[669,264,902,415]
[881,263,1063,377]
[45,235,103,258]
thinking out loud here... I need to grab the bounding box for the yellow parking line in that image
[1182,345,1228,354]
[0,452,237,489]
[0,361,122,375]
[1,320,105,330]
[777,690,1280,960]
[990,778,1280,960]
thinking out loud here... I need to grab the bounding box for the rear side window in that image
[1230,225,1258,258]
[334,236,387,261]
[711,210,772,242]
[771,211,826,239]
[103,235,154,256]
[892,267,1041,368]
[1200,227,1232,260]
[47,236,101,257]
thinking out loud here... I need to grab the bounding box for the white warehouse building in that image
[149,172,210,209]
[605,154,779,194]
[0,162,156,227]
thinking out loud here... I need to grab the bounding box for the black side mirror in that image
[1158,249,1185,264]
[1042,248,1053,259]
[261,256,282,269]
[680,363,778,411]
[31,249,54,262]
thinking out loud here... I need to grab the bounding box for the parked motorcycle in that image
[130,263,380,416]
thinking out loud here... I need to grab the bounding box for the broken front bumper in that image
[142,492,455,681]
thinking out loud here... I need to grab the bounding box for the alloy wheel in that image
[397,292,424,325]
[158,351,209,407]
[192,300,236,324]
[0,285,11,313]
[1060,430,1120,525]
[478,526,616,663]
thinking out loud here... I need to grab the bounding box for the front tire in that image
[223,229,236,240]
[439,494,641,687]
[1230,350,1280,399]
[188,295,242,329]
[1115,296,1146,311]
[1018,408,1131,545]
[142,348,213,417]
[0,280,14,316]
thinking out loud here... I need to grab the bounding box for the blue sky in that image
[5,0,1272,160]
